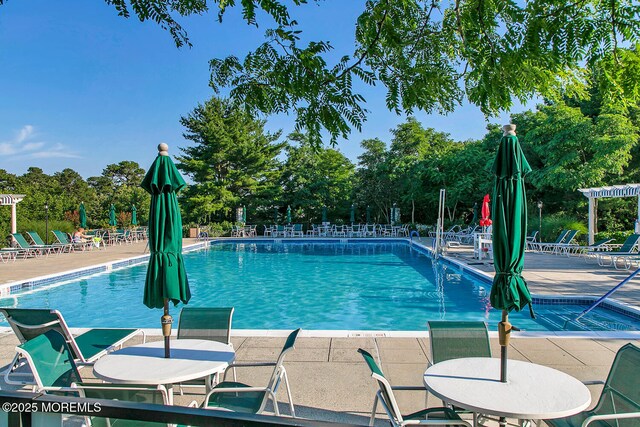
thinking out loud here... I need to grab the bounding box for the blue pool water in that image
[1,242,638,331]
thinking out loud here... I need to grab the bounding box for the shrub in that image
[16,220,75,244]
[534,214,588,243]
[594,230,634,245]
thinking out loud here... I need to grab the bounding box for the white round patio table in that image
[93,339,235,404]
[423,358,591,426]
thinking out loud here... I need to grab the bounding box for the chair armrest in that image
[390,385,427,391]
[227,362,277,368]
[582,412,640,427]
[582,380,605,386]
[211,386,268,394]
[403,420,471,426]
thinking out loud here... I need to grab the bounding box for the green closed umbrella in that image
[108,204,117,227]
[141,143,190,358]
[322,206,327,223]
[79,203,87,228]
[242,206,247,224]
[131,205,137,226]
[366,205,371,223]
[350,204,355,224]
[286,205,292,224]
[490,125,534,385]
[472,202,478,225]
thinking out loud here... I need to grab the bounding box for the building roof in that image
[578,184,640,199]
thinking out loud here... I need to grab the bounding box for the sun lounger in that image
[26,230,67,254]
[52,230,94,251]
[11,233,54,257]
[529,229,569,252]
[589,234,640,267]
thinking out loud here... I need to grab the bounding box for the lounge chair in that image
[529,229,569,252]
[26,230,68,253]
[0,308,143,384]
[590,233,640,267]
[525,230,538,247]
[11,233,54,257]
[52,229,93,251]
[545,343,640,427]
[0,248,21,262]
[16,330,171,425]
[543,229,580,254]
[427,321,491,365]
[177,307,235,390]
[572,238,615,258]
[202,328,300,417]
[358,348,471,427]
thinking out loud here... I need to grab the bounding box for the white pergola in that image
[578,184,640,244]
[0,194,25,234]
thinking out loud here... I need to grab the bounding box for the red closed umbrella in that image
[480,194,492,227]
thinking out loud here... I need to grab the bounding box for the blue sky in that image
[0,0,526,178]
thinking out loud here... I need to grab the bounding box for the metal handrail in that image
[0,390,361,427]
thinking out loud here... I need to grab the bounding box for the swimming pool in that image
[1,241,638,332]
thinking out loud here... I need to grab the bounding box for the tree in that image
[353,138,395,223]
[176,96,285,223]
[12,1,639,146]
[280,133,355,223]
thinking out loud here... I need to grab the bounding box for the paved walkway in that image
[0,331,637,424]
[417,237,640,308]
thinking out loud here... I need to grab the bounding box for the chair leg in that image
[369,393,379,426]
[282,369,295,417]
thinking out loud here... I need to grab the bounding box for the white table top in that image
[424,358,591,420]
[93,339,235,386]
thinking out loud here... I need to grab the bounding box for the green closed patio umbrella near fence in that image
[491,124,535,389]
[108,204,117,227]
[242,206,246,224]
[79,203,87,228]
[286,205,292,224]
[350,204,355,224]
[131,205,137,226]
[141,143,191,358]
[322,206,327,223]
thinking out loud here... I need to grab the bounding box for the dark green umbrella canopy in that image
[141,150,190,309]
[242,206,247,223]
[322,206,327,223]
[350,204,355,223]
[286,205,292,224]
[472,202,478,225]
[108,204,117,227]
[490,133,534,316]
[131,205,137,226]
[79,203,87,228]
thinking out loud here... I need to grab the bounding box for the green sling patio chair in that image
[427,321,492,365]
[203,328,300,417]
[1,308,143,385]
[358,348,471,427]
[543,229,580,254]
[26,230,68,253]
[574,238,615,258]
[545,343,640,427]
[177,307,235,391]
[17,330,169,427]
[11,233,54,257]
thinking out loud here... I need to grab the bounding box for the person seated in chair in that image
[72,228,92,243]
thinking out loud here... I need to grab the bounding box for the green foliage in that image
[594,230,634,245]
[176,96,285,223]
[536,214,588,244]
[199,221,235,237]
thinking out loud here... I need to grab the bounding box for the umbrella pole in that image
[161,299,173,358]
[498,309,511,427]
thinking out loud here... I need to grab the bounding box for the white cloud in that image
[0,125,80,159]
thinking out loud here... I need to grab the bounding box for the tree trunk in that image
[411,199,415,224]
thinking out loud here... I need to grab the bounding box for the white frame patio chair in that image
[358,348,471,427]
[202,328,300,417]
[590,233,640,267]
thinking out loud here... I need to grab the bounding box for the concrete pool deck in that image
[0,237,638,424]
